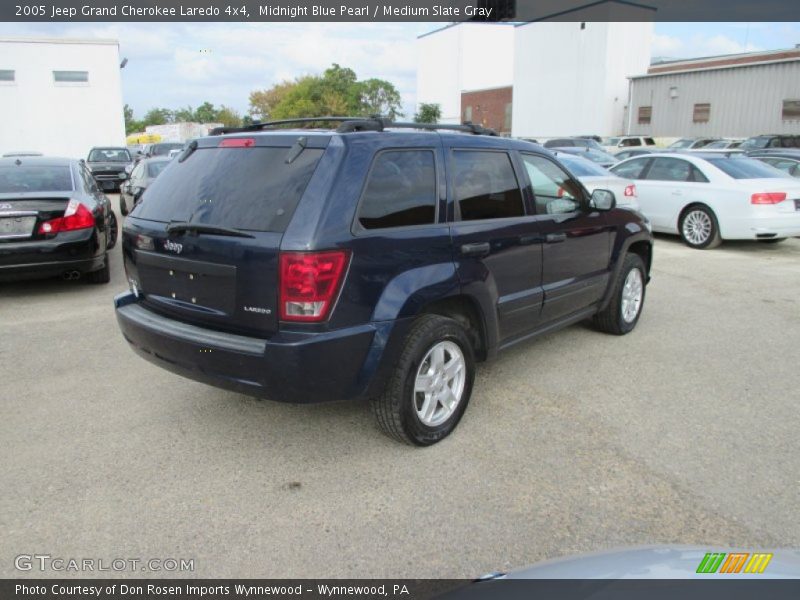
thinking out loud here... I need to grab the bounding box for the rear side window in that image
[453,151,523,221]
[133,146,324,232]
[357,150,436,230]
[0,166,73,193]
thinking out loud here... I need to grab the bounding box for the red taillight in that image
[751,192,787,205]
[624,184,636,197]
[219,137,255,148]
[37,200,95,235]
[279,250,350,322]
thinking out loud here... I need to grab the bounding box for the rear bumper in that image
[0,229,103,281]
[722,212,800,239]
[114,292,412,403]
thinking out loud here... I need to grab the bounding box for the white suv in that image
[604,136,657,153]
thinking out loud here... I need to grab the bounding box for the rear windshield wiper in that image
[166,222,254,238]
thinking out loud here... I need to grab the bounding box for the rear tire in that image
[593,253,646,335]
[679,205,721,249]
[107,211,119,250]
[87,256,110,284]
[371,314,475,446]
[119,197,128,216]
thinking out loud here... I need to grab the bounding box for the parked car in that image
[667,138,719,150]
[748,151,800,178]
[543,137,606,151]
[86,147,132,192]
[740,134,800,151]
[550,146,619,168]
[701,138,744,150]
[602,136,657,152]
[609,152,800,248]
[119,156,171,215]
[140,142,185,160]
[0,156,117,283]
[114,118,653,445]
[613,148,659,161]
[551,152,639,210]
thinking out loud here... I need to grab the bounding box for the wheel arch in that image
[419,295,489,362]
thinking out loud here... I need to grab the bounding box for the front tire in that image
[679,205,721,249]
[371,314,475,446]
[107,211,119,250]
[594,253,647,335]
[119,196,129,216]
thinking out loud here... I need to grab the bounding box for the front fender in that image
[598,228,653,312]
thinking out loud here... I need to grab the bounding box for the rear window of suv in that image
[132,145,324,232]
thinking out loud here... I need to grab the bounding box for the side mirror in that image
[590,189,616,211]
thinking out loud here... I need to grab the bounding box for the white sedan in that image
[553,152,640,210]
[609,152,800,248]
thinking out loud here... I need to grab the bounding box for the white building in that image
[416,21,653,138]
[0,37,126,159]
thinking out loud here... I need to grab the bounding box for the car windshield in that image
[151,143,184,156]
[559,155,610,177]
[88,148,131,162]
[704,141,728,149]
[605,137,621,145]
[668,139,694,149]
[706,157,787,179]
[583,148,618,163]
[740,137,770,150]
[147,161,170,178]
[0,165,73,192]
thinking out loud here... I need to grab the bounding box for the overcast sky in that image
[1,21,798,119]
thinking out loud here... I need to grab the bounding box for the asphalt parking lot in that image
[1,195,799,578]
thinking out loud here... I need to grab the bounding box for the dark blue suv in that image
[115,118,653,445]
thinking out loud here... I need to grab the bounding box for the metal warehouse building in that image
[0,37,126,159]
[628,47,800,138]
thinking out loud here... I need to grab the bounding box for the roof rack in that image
[210,117,498,137]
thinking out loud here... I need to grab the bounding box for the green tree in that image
[193,101,218,123]
[249,64,405,122]
[216,105,242,128]
[414,103,441,124]
[123,104,144,135]
[359,78,403,120]
[173,105,196,122]
[142,108,173,127]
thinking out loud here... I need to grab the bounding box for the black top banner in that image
[3,0,800,22]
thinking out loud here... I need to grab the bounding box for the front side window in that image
[453,150,524,221]
[357,150,437,230]
[521,154,584,215]
[622,138,641,147]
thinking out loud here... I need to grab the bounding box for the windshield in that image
[583,148,618,163]
[605,137,621,146]
[151,143,184,156]
[147,161,170,178]
[668,139,694,149]
[0,165,73,193]
[88,148,131,162]
[559,155,610,177]
[706,157,787,179]
[133,145,324,232]
[704,141,728,149]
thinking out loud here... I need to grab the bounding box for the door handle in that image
[545,233,566,244]
[460,242,491,258]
